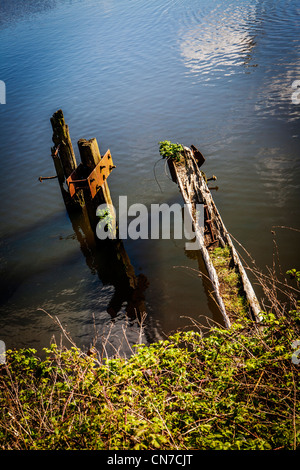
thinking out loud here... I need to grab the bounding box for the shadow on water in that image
[0,206,153,355]
[184,246,225,331]
[68,208,150,323]
[64,201,223,349]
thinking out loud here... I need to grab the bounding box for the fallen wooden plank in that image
[167,144,262,327]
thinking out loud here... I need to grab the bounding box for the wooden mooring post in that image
[50,109,78,210]
[47,109,148,320]
[50,109,116,237]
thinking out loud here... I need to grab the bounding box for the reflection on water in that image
[254,147,297,209]
[0,0,299,356]
[180,2,259,77]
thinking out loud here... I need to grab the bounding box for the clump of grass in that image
[210,245,249,320]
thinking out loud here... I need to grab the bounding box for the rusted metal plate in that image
[87,150,115,198]
[66,164,87,198]
[66,150,116,198]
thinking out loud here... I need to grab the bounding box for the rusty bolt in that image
[207,175,217,181]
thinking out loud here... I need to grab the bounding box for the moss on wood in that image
[210,245,249,321]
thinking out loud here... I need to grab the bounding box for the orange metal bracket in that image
[67,150,116,198]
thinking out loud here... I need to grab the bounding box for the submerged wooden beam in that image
[167,145,261,327]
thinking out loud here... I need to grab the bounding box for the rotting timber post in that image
[47,109,148,319]
[50,109,116,236]
[50,109,78,210]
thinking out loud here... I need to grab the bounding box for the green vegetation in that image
[159,140,184,163]
[1,308,300,450]
[96,206,115,236]
[210,245,249,320]
[287,269,300,283]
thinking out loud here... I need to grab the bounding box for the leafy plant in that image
[287,269,300,283]
[158,141,184,163]
[1,309,299,450]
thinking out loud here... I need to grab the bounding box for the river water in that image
[0,0,299,357]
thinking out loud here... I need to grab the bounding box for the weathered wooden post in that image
[77,137,116,236]
[50,109,80,211]
[50,109,77,176]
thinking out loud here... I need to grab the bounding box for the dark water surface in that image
[0,0,299,356]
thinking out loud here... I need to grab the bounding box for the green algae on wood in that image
[210,245,250,321]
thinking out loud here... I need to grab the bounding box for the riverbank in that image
[1,304,299,450]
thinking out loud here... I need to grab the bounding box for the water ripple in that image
[179,0,300,80]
